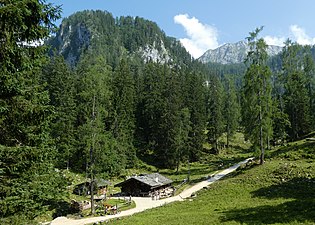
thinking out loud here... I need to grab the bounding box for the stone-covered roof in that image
[115,173,172,189]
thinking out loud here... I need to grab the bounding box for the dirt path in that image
[50,157,254,225]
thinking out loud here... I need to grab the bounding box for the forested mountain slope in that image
[48,10,192,67]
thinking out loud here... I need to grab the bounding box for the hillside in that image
[107,136,315,225]
[48,10,192,67]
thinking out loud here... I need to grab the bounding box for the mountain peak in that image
[47,10,192,66]
[198,41,282,64]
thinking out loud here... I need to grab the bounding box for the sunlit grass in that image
[104,134,315,225]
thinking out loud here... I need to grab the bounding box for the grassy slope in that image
[106,138,315,225]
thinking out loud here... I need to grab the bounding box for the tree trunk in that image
[90,94,96,215]
[176,150,180,173]
[259,88,264,165]
[90,175,95,215]
[259,103,264,165]
[187,159,190,182]
[226,124,230,148]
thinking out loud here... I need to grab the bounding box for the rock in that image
[199,41,282,64]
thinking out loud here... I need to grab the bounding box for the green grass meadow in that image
[105,138,314,225]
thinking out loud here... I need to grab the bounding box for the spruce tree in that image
[43,55,77,170]
[223,76,240,148]
[139,62,166,162]
[206,74,224,154]
[75,53,116,214]
[184,71,206,161]
[242,27,273,164]
[111,59,136,167]
[303,46,315,130]
[0,1,66,223]
[282,41,311,140]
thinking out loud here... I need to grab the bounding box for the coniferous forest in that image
[1,1,315,224]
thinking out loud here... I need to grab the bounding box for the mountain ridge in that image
[47,10,192,67]
[199,40,283,64]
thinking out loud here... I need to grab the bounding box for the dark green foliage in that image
[303,47,315,129]
[42,55,77,169]
[135,63,202,168]
[111,59,136,167]
[242,27,273,164]
[206,74,224,153]
[75,53,124,175]
[48,10,192,68]
[223,76,240,147]
[0,146,66,223]
[281,41,311,140]
[0,0,65,223]
[183,71,207,161]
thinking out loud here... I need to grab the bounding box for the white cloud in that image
[264,36,286,47]
[174,14,219,58]
[290,25,315,45]
[264,25,315,47]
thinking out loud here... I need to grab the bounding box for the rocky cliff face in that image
[53,22,91,65]
[138,40,172,64]
[199,41,282,64]
[47,10,191,67]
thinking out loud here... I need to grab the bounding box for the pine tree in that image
[184,71,206,161]
[206,74,224,154]
[242,27,273,164]
[303,46,315,130]
[111,58,136,167]
[75,53,119,214]
[0,1,66,223]
[282,41,311,140]
[139,62,166,161]
[223,76,240,148]
[162,68,190,168]
[43,55,77,170]
[174,107,191,172]
[271,71,290,144]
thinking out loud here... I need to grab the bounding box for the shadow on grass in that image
[252,177,315,200]
[222,200,315,224]
[48,200,74,219]
[270,141,315,160]
[229,144,251,154]
[221,177,315,224]
[160,155,249,178]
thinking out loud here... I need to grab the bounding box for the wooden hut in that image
[73,178,111,196]
[114,173,173,197]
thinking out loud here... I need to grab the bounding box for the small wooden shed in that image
[114,173,173,197]
[73,178,111,196]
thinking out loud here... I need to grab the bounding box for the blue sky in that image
[50,0,315,58]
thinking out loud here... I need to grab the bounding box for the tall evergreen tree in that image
[43,55,77,170]
[282,41,311,140]
[242,27,273,164]
[0,1,66,223]
[75,54,124,175]
[271,69,290,144]
[303,46,315,130]
[75,53,121,214]
[161,68,190,168]
[184,71,206,161]
[111,58,136,167]
[223,76,240,148]
[139,62,166,157]
[206,74,224,154]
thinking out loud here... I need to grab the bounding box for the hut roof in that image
[95,178,111,187]
[115,173,172,189]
